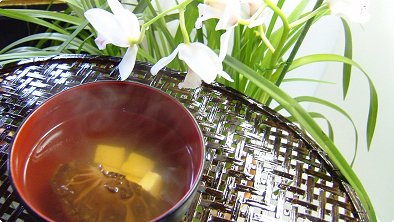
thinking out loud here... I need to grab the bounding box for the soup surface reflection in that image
[23,110,194,221]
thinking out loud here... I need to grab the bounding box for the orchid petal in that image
[112,4,141,39]
[328,0,370,23]
[84,8,129,47]
[247,7,272,28]
[218,70,234,82]
[107,0,125,16]
[240,0,263,16]
[178,42,220,84]
[151,45,181,75]
[205,0,228,10]
[219,27,234,61]
[196,4,223,29]
[178,69,203,89]
[216,0,240,30]
[118,45,138,80]
[94,33,110,50]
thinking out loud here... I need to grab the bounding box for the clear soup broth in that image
[23,110,194,221]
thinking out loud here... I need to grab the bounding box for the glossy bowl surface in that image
[9,81,205,221]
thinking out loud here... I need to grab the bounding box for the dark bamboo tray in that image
[0,54,368,221]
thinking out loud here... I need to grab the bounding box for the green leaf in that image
[286,111,335,141]
[6,9,84,26]
[133,0,149,14]
[0,51,60,65]
[136,47,156,63]
[265,0,285,39]
[341,18,353,98]
[64,0,85,17]
[143,1,177,60]
[64,0,84,10]
[289,54,378,149]
[287,0,310,22]
[0,32,100,55]
[224,55,376,221]
[293,96,359,166]
[56,20,90,53]
[282,77,334,84]
[0,9,70,35]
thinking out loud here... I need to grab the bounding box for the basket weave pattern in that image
[0,55,367,221]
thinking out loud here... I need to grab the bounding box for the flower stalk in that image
[274,0,324,88]
[179,8,190,45]
[138,0,193,44]
[264,0,290,72]
[256,25,275,53]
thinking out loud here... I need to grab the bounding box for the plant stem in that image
[179,8,190,44]
[264,0,290,70]
[267,0,324,106]
[265,0,285,39]
[137,0,193,43]
[257,26,275,53]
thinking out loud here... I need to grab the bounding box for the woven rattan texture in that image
[0,55,367,222]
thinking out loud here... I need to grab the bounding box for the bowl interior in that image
[9,81,204,221]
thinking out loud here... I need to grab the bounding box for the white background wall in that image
[292,1,394,221]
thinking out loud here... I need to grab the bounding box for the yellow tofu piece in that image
[120,152,155,178]
[125,174,142,183]
[138,171,162,198]
[94,144,125,169]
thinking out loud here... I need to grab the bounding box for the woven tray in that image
[0,54,368,221]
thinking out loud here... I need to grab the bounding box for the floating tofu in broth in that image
[50,144,169,222]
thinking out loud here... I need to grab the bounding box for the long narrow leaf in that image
[64,0,83,9]
[289,53,378,149]
[0,51,60,64]
[1,32,100,55]
[144,1,177,57]
[56,20,90,53]
[286,111,335,141]
[224,55,376,221]
[133,0,148,14]
[287,0,310,22]
[136,47,156,63]
[288,96,359,166]
[282,77,335,84]
[341,18,353,98]
[0,9,69,35]
[7,9,84,26]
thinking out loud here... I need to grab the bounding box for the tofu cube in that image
[139,171,162,198]
[94,144,125,169]
[125,174,141,183]
[120,152,155,178]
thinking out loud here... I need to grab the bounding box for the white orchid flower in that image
[84,0,141,80]
[196,0,270,30]
[195,0,241,30]
[195,0,241,61]
[196,0,271,61]
[240,0,271,28]
[151,42,233,89]
[327,0,370,23]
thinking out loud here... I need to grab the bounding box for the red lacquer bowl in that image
[8,81,205,221]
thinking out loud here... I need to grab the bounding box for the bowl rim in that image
[8,80,206,221]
